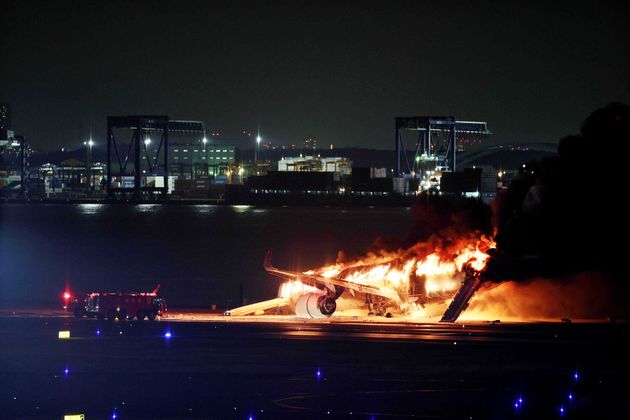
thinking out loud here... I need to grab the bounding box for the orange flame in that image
[278,280,319,299]
[277,232,616,322]
[461,273,614,322]
[282,234,495,316]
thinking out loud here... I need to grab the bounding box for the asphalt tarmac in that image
[1,310,629,419]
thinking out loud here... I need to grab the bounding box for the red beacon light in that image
[62,291,73,310]
[62,275,73,309]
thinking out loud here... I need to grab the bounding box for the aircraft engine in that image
[295,293,337,318]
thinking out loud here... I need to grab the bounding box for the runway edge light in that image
[59,330,71,339]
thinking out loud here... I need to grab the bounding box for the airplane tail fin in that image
[152,283,161,295]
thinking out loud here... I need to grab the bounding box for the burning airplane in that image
[225,234,495,322]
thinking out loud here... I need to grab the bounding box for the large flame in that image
[461,273,614,322]
[276,228,617,322]
[278,280,319,299]
[280,234,495,316]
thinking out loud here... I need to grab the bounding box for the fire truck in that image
[69,285,167,321]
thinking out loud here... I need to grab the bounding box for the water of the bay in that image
[0,204,413,307]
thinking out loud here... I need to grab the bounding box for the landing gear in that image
[366,295,387,317]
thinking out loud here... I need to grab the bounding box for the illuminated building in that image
[0,104,9,132]
[138,144,237,178]
[0,104,12,141]
[277,155,351,176]
[169,145,236,168]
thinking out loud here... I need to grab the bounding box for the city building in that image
[0,127,26,191]
[440,165,499,204]
[276,155,351,176]
[140,143,237,178]
[0,104,14,142]
[170,144,236,168]
[0,104,10,132]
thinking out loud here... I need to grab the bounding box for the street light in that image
[255,134,262,172]
[201,136,208,175]
[83,138,94,191]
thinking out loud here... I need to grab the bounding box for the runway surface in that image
[1,309,629,419]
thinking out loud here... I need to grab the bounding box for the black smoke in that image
[490,102,629,283]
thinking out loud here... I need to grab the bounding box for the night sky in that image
[1,0,628,151]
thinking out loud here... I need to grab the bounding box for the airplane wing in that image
[264,250,401,302]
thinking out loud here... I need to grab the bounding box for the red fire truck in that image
[70,285,167,321]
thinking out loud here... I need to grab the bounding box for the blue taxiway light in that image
[560,406,565,415]
[164,331,172,339]
[573,371,579,381]
[96,329,101,336]
[568,393,573,400]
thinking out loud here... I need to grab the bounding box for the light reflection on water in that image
[194,205,219,214]
[134,204,161,213]
[77,203,104,215]
[231,205,251,214]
